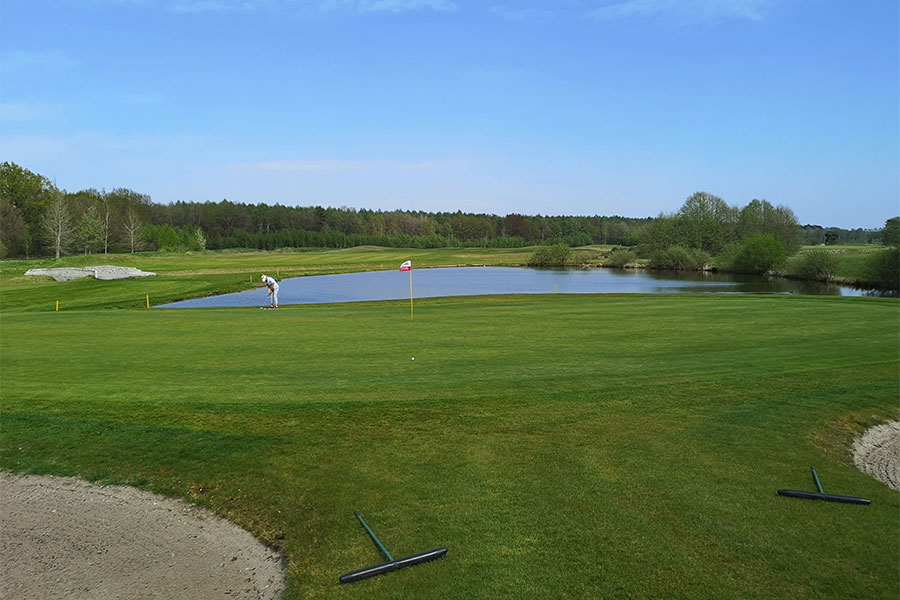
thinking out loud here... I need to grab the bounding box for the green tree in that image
[769,205,803,253]
[676,191,732,253]
[0,162,59,256]
[881,217,900,247]
[505,213,536,240]
[75,206,104,254]
[738,199,769,238]
[730,234,787,274]
[0,198,28,257]
[367,212,386,237]
[157,225,179,250]
[643,214,681,254]
[739,199,802,253]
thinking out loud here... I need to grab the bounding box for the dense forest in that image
[0,161,891,261]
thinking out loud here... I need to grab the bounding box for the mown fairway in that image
[1,284,898,598]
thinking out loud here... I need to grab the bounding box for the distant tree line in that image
[1,161,895,280]
[143,200,652,250]
[800,224,881,246]
[0,161,652,256]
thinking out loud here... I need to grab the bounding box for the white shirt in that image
[263,276,279,289]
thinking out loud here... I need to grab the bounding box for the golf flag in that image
[400,260,413,320]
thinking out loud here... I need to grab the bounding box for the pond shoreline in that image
[158,265,881,309]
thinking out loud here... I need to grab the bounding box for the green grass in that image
[0,246,539,279]
[1,291,898,599]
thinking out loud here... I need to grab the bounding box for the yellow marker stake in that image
[146,294,150,309]
[554,283,557,294]
[56,300,59,312]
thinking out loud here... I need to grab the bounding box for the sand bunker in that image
[0,474,285,599]
[851,421,900,492]
[24,266,156,282]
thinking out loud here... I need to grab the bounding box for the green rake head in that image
[777,466,871,505]
[339,511,448,584]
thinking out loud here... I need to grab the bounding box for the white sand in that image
[0,474,285,599]
[851,420,900,492]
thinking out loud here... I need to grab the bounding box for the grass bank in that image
[1,293,897,599]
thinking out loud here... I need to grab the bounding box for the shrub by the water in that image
[863,246,900,290]
[728,234,787,274]
[528,243,572,267]
[792,248,841,282]
[607,247,638,268]
[650,246,709,270]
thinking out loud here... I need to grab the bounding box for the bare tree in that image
[122,206,144,253]
[99,192,112,254]
[41,193,72,258]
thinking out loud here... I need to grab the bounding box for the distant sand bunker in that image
[0,474,285,600]
[851,421,900,492]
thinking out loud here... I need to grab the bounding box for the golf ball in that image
[411,357,415,361]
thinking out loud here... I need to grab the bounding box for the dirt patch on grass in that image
[0,473,285,599]
[851,421,900,492]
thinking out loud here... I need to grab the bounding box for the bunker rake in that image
[777,466,870,505]
[339,511,448,584]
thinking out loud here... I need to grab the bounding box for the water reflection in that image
[159,266,881,309]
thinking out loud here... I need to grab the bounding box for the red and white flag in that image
[399,260,412,272]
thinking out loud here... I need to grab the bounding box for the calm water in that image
[158,267,877,309]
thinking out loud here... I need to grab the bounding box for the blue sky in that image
[1,0,897,228]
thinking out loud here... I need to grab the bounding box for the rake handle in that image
[355,511,393,562]
[811,467,824,494]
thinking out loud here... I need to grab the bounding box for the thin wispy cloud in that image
[238,159,366,172]
[352,0,457,14]
[0,132,209,162]
[120,92,164,105]
[586,0,772,24]
[0,50,77,72]
[85,0,268,11]
[169,1,244,13]
[490,5,558,23]
[0,103,64,122]
[235,158,460,172]
[81,0,456,14]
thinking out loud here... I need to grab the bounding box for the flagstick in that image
[409,269,414,321]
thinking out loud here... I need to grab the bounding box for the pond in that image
[158,266,879,309]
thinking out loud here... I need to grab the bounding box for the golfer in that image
[261,274,279,309]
